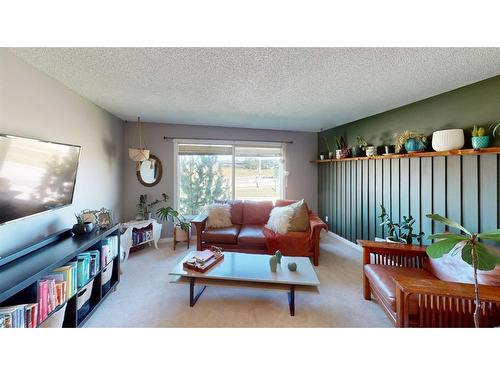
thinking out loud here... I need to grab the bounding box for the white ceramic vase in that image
[432,129,464,152]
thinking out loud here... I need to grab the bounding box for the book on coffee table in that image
[183,250,224,273]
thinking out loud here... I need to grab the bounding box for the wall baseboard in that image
[324,231,362,252]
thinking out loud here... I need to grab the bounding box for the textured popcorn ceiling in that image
[9,48,500,132]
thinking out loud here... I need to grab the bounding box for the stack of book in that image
[77,250,100,288]
[101,236,118,266]
[131,229,152,247]
[38,261,78,323]
[0,304,38,328]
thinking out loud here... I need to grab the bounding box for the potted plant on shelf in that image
[471,126,489,149]
[425,213,500,327]
[378,205,424,244]
[321,134,334,159]
[136,193,168,220]
[396,130,428,153]
[352,136,367,157]
[335,136,351,159]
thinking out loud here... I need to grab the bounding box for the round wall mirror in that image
[136,154,163,187]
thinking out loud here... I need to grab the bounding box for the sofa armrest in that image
[393,276,500,327]
[308,214,327,266]
[191,214,208,250]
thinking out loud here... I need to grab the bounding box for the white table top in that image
[169,251,320,286]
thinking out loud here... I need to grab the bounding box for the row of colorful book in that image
[132,229,153,247]
[101,236,119,266]
[0,304,38,328]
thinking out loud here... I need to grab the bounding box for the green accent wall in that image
[318,75,500,154]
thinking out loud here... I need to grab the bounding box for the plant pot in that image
[319,154,325,160]
[432,129,464,151]
[405,138,427,153]
[365,146,377,157]
[175,226,189,241]
[386,238,406,244]
[352,145,365,157]
[328,151,334,159]
[336,149,350,159]
[471,136,490,149]
[384,145,395,155]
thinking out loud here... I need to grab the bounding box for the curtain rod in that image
[163,136,293,144]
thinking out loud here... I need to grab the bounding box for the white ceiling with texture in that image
[9,48,500,132]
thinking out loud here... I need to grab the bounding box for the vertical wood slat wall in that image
[317,155,500,245]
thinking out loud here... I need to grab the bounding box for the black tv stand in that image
[0,224,120,328]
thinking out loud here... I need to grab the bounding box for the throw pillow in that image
[288,199,311,232]
[206,204,232,228]
[266,205,295,234]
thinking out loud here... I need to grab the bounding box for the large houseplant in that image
[426,213,500,327]
[156,196,191,233]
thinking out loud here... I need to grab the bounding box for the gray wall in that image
[122,122,318,237]
[0,49,123,257]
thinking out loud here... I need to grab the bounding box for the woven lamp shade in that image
[128,148,150,162]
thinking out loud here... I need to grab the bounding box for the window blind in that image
[178,144,232,155]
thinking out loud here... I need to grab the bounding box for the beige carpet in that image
[85,234,392,327]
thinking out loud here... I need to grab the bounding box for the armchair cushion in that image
[202,224,241,244]
[364,264,437,315]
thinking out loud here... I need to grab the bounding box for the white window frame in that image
[173,138,287,212]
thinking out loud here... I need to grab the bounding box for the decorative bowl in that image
[365,146,377,157]
[405,138,427,153]
[471,136,490,149]
[432,129,464,152]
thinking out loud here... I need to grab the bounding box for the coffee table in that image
[169,251,320,316]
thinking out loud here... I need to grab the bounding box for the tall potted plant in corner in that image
[156,199,192,242]
[426,214,500,327]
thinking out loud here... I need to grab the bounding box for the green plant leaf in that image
[426,238,464,258]
[461,243,473,265]
[477,229,500,241]
[475,242,500,271]
[428,232,469,241]
[425,214,471,236]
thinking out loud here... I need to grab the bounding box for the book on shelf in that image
[0,304,38,328]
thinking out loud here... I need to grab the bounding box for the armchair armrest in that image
[357,240,427,268]
[393,276,500,327]
[191,214,208,250]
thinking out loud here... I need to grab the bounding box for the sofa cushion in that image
[215,199,243,225]
[364,264,438,315]
[202,225,241,244]
[242,200,273,224]
[288,199,311,232]
[238,224,266,247]
[206,203,232,228]
[275,199,311,214]
[426,252,500,286]
[266,205,294,234]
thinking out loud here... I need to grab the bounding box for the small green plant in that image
[471,126,486,137]
[488,121,500,137]
[137,193,168,217]
[335,136,348,151]
[378,205,424,244]
[356,136,368,148]
[321,134,333,154]
[426,213,500,327]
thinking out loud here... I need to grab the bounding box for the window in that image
[175,140,285,215]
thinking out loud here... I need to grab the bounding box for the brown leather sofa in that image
[191,200,327,265]
[358,240,500,327]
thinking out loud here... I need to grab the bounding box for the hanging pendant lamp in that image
[128,116,150,162]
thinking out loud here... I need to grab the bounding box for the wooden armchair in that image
[358,240,500,328]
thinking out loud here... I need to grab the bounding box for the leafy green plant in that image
[426,213,500,327]
[321,134,333,154]
[156,196,191,232]
[378,205,424,244]
[335,136,348,151]
[356,136,368,148]
[137,193,168,217]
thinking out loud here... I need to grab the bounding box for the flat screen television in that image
[0,134,81,225]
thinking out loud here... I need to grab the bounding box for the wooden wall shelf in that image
[311,147,500,163]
